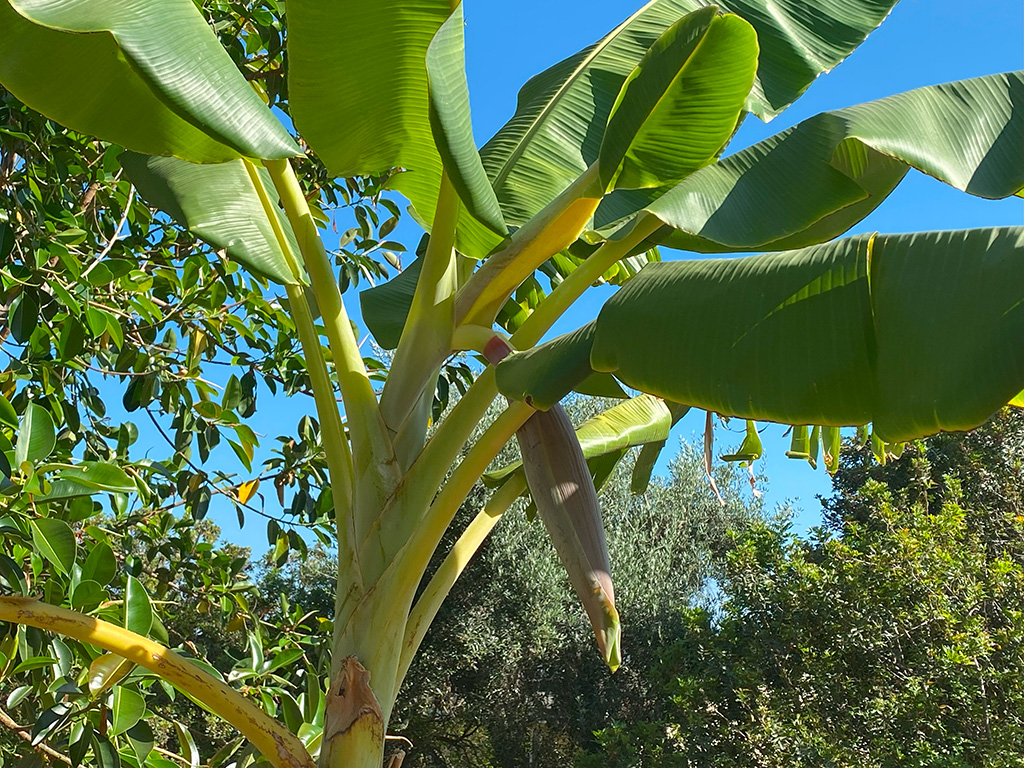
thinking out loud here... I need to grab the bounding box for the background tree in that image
[579,409,1024,767]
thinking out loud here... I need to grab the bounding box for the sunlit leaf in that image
[481,0,898,228]
[89,654,134,696]
[0,393,16,428]
[52,463,136,494]
[425,3,507,235]
[597,72,1024,250]
[599,8,757,190]
[0,0,297,161]
[288,0,500,258]
[71,580,105,613]
[125,575,153,636]
[15,403,55,465]
[484,394,672,487]
[591,228,1023,442]
[29,518,76,575]
[122,153,303,285]
[721,420,763,463]
[110,687,145,735]
[237,480,260,505]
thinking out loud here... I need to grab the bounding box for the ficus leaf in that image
[126,720,155,764]
[29,518,76,576]
[125,575,153,637]
[89,655,134,697]
[110,687,145,735]
[15,403,55,466]
[81,543,117,586]
[237,480,260,505]
[53,463,136,494]
[71,580,105,613]
[0,393,16,428]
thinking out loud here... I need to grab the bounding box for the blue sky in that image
[110,0,1023,550]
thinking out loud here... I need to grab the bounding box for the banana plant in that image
[1,0,1022,767]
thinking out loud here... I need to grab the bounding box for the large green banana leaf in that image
[360,258,427,350]
[288,0,449,178]
[594,71,1024,250]
[480,0,898,228]
[425,3,507,236]
[483,394,672,488]
[598,8,758,190]
[121,154,303,286]
[0,0,297,163]
[498,227,1024,443]
[287,0,502,259]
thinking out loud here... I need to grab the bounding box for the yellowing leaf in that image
[89,653,133,696]
[237,479,260,505]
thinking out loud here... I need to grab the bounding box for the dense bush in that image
[579,410,1024,767]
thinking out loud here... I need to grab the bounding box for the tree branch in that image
[0,704,72,765]
[0,598,314,768]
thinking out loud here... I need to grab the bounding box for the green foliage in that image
[120,154,303,285]
[0,2,404,765]
[0,0,403,529]
[579,411,1024,767]
[480,0,901,228]
[424,3,507,236]
[823,408,1024,530]
[0,0,297,163]
[502,226,1024,443]
[1,0,1020,765]
[597,71,1024,249]
[598,8,757,191]
[0,510,261,767]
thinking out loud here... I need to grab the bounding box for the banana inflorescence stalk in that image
[516,404,621,671]
[481,337,621,671]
